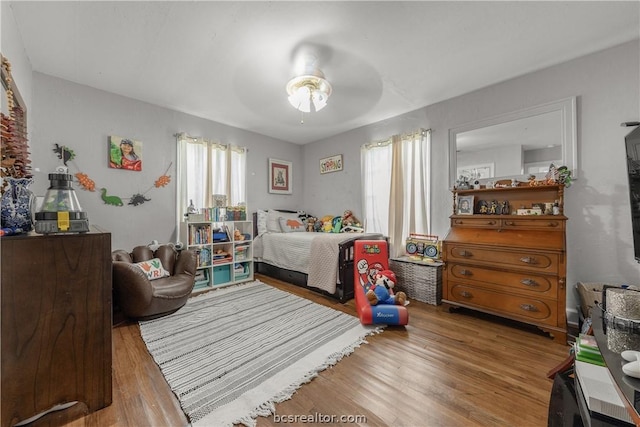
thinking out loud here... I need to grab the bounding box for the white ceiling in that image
[7,1,640,145]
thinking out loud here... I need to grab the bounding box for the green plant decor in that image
[557,166,572,188]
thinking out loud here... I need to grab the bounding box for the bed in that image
[252,210,386,302]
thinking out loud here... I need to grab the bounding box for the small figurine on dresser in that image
[500,200,510,215]
[456,175,470,190]
[489,200,499,215]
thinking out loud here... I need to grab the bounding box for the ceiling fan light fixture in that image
[286,74,332,113]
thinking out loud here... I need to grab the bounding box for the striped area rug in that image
[139,280,381,427]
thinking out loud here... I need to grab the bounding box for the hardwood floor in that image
[36,274,569,427]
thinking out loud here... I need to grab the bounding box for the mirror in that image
[449,97,577,187]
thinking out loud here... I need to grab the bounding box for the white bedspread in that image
[254,232,373,294]
[254,232,316,272]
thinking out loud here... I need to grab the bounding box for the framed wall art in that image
[268,158,292,194]
[109,135,143,171]
[320,154,343,174]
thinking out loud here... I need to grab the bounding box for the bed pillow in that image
[135,258,170,280]
[278,216,306,232]
[266,209,283,233]
[256,209,268,235]
[266,210,301,232]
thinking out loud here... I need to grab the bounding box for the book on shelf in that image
[574,334,605,366]
[189,224,211,245]
[197,247,212,267]
[199,206,247,222]
[222,224,232,241]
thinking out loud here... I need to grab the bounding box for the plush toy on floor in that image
[366,269,407,306]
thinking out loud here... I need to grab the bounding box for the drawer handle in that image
[459,269,473,276]
[486,220,496,225]
[459,250,472,258]
[520,256,538,265]
[520,278,539,287]
[520,304,539,312]
[505,221,515,226]
[460,291,473,298]
[547,222,559,227]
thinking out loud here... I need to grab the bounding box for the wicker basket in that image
[390,257,443,305]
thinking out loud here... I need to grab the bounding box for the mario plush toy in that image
[366,270,407,306]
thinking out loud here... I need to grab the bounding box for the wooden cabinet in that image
[180,220,254,291]
[1,228,112,426]
[442,184,567,342]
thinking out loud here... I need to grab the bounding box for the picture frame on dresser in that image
[457,195,474,215]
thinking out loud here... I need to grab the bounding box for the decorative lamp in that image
[35,166,89,234]
[286,72,332,114]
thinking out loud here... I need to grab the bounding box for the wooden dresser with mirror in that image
[442,184,567,343]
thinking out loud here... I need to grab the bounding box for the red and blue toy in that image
[354,240,408,325]
[366,269,407,306]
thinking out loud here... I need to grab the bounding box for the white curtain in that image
[176,133,247,222]
[361,129,431,258]
[361,138,393,235]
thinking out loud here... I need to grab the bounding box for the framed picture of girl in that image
[109,135,142,171]
[457,195,474,215]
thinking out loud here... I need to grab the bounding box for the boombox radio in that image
[405,233,441,260]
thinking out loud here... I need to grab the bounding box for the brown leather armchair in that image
[112,245,197,320]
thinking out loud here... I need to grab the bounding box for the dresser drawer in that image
[448,263,558,298]
[501,218,564,230]
[448,283,558,326]
[445,244,559,273]
[451,217,500,228]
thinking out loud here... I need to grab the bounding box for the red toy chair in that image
[353,240,408,325]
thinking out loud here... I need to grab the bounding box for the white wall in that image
[30,73,304,250]
[302,40,640,323]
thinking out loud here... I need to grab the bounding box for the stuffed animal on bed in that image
[320,215,334,232]
[306,217,317,232]
[342,210,361,227]
[341,210,364,232]
[366,270,407,306]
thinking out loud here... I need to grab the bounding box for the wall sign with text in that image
[320,154,343,174]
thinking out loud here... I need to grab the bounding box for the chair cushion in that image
[135,258,170,280]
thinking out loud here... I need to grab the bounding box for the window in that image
[176,133,247,221]
[361,129,431,257]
